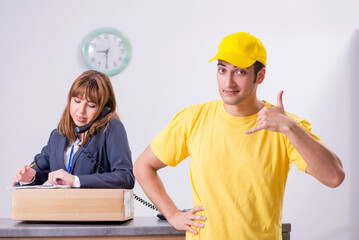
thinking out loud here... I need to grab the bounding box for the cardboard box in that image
[11,188,134,221]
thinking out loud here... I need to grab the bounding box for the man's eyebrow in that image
[217,62,241,69]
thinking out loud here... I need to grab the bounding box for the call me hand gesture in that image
[245,90,295,135]
[245,90,345,188]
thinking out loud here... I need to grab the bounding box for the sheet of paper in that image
[10,184,71,190]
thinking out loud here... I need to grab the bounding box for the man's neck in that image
[223,98,264,117]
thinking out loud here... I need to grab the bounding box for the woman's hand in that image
[167,206,206,235]
[48,169,75,186]
[12,165,36,186]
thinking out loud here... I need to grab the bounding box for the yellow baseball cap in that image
[209,32,266,68]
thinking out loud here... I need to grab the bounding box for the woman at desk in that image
[12,70,135,189]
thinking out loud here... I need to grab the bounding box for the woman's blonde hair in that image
[58,70,119,145]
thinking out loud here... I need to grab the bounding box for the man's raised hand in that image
[245,90,294,134]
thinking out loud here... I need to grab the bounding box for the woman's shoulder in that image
[49,128,63,138]
[46,128,67,145]
[104,117,126,134]
[108,117,124,128]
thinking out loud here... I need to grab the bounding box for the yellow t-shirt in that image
[151,100,321,240]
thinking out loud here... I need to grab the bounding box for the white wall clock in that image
[82,28,131,76]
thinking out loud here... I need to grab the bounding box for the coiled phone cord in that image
[133,193,159,211]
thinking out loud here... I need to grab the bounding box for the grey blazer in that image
[30,118,135,189]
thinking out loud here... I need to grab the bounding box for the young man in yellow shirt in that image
[134,32,345,240]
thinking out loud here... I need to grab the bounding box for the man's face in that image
[217,60,263,106]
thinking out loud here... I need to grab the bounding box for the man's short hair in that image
[253,61,265,83]
[254,61,265,76]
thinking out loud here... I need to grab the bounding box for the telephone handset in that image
[75,105,111,135]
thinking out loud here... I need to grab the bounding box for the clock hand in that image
[105,48,109,68]
[96,48,110,53]
[96,48,110,69]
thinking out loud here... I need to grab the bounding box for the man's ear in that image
[256,68,266,84]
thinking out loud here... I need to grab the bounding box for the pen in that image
[28,163,36,168]
[27,163,61,182]
[19,163,36,176]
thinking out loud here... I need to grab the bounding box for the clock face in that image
[82,28,131,76]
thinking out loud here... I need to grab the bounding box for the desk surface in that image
[0,217,291,238]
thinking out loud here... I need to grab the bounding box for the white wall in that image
[0,0,358,239]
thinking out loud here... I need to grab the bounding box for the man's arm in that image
[246,91,345,188]
[283,119,344,187]
[133,146,206,234]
